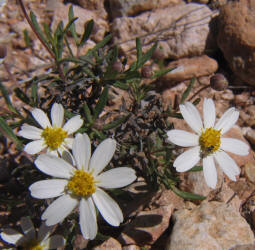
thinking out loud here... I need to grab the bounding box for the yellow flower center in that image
[68,170,96,197]
[24,240,43,250]
[41,127,68,150]
[199,127,221,157]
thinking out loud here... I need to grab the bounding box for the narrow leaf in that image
[180,77,196,104]
[79,19,94,47]
[93,87,108,119]
[103,115,129,130]
[188,165,203,172]
[0,82,20,115]
[14,88,31,105]
[30,11,49,48]
[68,5,79,45]
[152,67,175,78]
[171,186,206,200]
[87,34,112,55]
[113,81,129,90]
[0,117,22,148]
[31,82,38,106]
[137,42,157,69]
[83,102,93,124]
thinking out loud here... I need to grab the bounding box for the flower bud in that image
[0,45,7,64]
[141,65,153,78]
[112,60,123,73]
[210,73,228,91]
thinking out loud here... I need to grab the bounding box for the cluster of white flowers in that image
[1,103,137,248]
[1,98,249,247]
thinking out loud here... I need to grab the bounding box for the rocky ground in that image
[1,0,255,249]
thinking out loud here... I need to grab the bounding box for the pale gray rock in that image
[112,3,217,59]
[109,0,183,18]
[166,201,254,250]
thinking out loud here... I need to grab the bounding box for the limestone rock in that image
[166,201,254,250]
[217,0,255,86]
[118,204,173,246]
[108,0,183,18]
[72,0,107,19]
[245,129,255,147]
[93,237,122,250]
[160,55,218,84]
[51,2,109,42]
[112,3,217,59]
[244,161,255,184]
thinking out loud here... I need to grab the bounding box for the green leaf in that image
[152,67,175,78]
[180,77,196,104]
[171,186,206,200]
[188,165,203,172]
[43,23,53,44]
[136,38,142,69]
[31,82,38,106]
[193,98,201,106]
[113,81,129,90]
[64,109,76,119]
[64,17,78,35]
[14,88,31,105]
[0,117,22,149]
[0,82,20,115]
[30,11,50,48]
[23,29,32,47]
[79,19,94,47]
[68,5,79,45]
[87,34,112,55]
[138,42,157,69]
[83,102,93,124]
[103,115,130,130]
[53,21,64,60]
[93,87,108,119]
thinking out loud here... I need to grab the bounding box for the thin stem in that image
[18,0,66,81]
[18,0,55,59]
[187,84,210,102]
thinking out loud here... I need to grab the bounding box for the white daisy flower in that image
[29,133,137,240]
[167,98,249,189]
[18,103,83,155]
[0,216,65,249]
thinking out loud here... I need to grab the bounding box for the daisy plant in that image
[167,98,249,189]
[18,103,83,155]
[29,133,137,240]
[0,216,65,249]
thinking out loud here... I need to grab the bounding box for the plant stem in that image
[17,0,66,81]
[187,84,210,102]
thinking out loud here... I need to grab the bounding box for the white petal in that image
[180,102,203,133]
[63,115,83,135]
[79,197,97,240]
[48,149,59,156]
[167,129,199,147]
[18,124,42,140]
[64,137,74,149]
[29,179,68,199]
[61,150,75,165]
[73,133,91,171]
[214,151,240,181]
[35,154,75,178]
[42,195,78,226]
[90,138,116,176]
[24,140,46,155]
[38,222,53,242]
[32,108,51,129]
[174,146,201,172]
[214,107,239,134]
[92,188,123,226]
[20,217,35,241]
[97,167,136,189]
[203,156,217,189]
[220,138,249,156]
[0,229,25,245]
[51,103,64,128]
[203,98,216,128]
[42,235,66,249]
